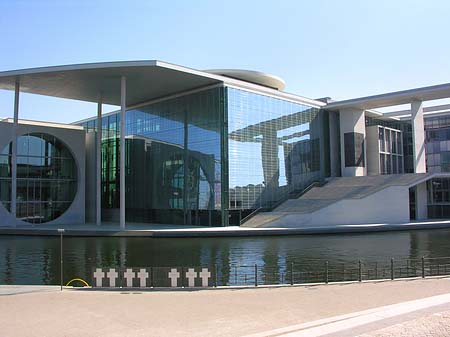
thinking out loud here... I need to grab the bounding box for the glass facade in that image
[79,86,325,226]
[0,133,77,223]
[424,115,450,218]
[377,126,403,174]
[425,115,450,173]
[366,117,413,173]
[81,87,226,226]
[227,88,325,224]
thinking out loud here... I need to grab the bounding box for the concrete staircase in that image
[242,173,430,228]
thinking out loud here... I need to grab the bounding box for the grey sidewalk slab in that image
[1,219,450,237]
[246,293,450,337]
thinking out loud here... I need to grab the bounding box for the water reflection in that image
[1,229,450,285]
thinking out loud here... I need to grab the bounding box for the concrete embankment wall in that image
[260,186,410,228]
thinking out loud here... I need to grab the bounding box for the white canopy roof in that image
[0,60,224,106]
[326,82,450,111]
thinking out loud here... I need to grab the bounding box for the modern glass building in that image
[78,84,327,226]
[1,60,450,228]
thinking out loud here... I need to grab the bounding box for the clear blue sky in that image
[1,0,450,123]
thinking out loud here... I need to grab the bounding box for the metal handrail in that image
[239,207,263,226]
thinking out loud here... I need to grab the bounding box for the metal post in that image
[11,81,19,224]
[150,267,154,288]
[421,257,425,278]
[391,258,394,280]
[214,264,218,287]
[119,76,126,230]
[375,262,378,280]
[325,261,329,284]
[358,260,362,282]
[58,229,64,290]
[290,262,294,285]
[96,94,102,226]
[255,264,258,287]
[181,267,184,288]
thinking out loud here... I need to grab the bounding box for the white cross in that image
[186,268,197,287]
[93,268,105,287]
[106,268,118,287]
[168,268,180,287]
[199,268,211,287]
[137,269,148,288]
[123,268,135,287]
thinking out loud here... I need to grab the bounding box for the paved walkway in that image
[1,219,450,237]
[0,278,450,336]
[358,310,450,336]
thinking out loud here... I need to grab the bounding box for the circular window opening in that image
[0,133,77,223]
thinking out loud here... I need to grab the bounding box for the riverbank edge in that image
[1,220,450,237]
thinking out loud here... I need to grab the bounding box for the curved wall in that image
[0,122,85,226]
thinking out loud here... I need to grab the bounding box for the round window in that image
[0,133,77,223]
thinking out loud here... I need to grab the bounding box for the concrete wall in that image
[0,122,86,227]
[85,131,96,223]
[268,185,410,227]
[366,126,380,176]
[339,109,366,177]
[411,101,426,173]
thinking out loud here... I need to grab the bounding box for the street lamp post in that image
[57,229,65,290]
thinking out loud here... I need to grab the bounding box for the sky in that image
[1,0,450,123]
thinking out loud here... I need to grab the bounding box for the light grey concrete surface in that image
[339,108,366,177]
[2,219,450,237]
[1,278,450,337]
[357,308,450,337]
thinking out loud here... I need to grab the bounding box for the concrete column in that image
[411,100,426,173]
[96,95,102,226]
[328,111,340,177]
[120,76,126,230]
[11,81,19,224]
[339,109,366,177]
[416,182,428,220]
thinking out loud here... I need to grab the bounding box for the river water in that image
[1,228,450,286]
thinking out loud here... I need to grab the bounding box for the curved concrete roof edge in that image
[204,69,286,91]
[0,60,325,108]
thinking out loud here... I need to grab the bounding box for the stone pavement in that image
[1,278,450,336]
[358,310,450,337]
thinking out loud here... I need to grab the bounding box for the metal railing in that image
[81,256,450,289]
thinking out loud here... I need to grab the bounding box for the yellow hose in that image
[65,278,90,287]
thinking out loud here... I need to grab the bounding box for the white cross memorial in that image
[137,268,148,287]
[93,268,105,287]
[199,268,211,287]
[168,268,180,287]
[186,268,197,287]
[106,268,118,287]
[123,268,135,287]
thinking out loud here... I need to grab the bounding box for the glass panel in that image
[227,87,324,215]
[0,133,78,223]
